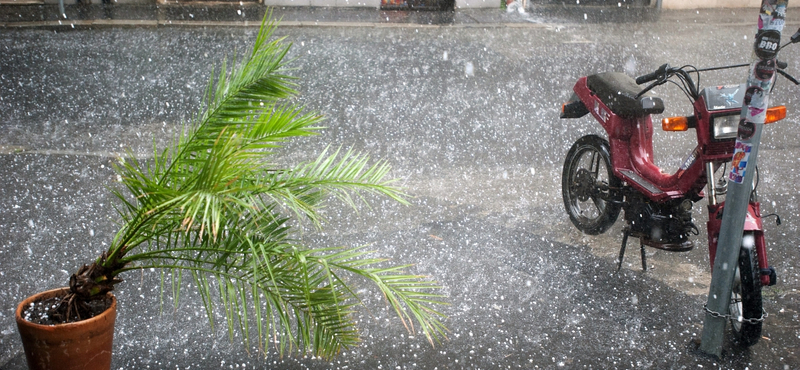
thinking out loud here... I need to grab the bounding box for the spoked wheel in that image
[730,233,763,346]
[561,135,622,235]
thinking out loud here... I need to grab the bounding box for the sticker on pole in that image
[754,59,776,81]
[758,0,787,31]
[729,141,753,184]
[738,119,756,140]
[755,29,781,59]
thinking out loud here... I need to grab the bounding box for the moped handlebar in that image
[696,60,787,72]
[635,64,699,99]
[635,63,669,85]
[635,59,799,101]
[694,60,799,85]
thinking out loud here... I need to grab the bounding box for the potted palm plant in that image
[15,13,446,370]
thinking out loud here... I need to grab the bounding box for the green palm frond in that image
[261,147,409,227]
[91,10,446,359]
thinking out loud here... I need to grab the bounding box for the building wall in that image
[453,0,764,10]
[35,0,765,10]
[266,0,379,6]
[662,0,761,9]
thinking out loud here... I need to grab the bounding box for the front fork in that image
[705,162,776,287]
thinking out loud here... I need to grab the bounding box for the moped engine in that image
[623,196,697,251]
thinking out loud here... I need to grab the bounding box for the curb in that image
[1,18,554,28]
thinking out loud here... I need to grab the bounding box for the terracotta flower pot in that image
[15,287,116,370]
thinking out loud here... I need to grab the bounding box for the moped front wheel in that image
[730,234,763,346]
[561,135,622,235]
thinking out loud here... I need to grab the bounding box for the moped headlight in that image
[712,114,739,140]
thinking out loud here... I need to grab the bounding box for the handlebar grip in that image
[635,63,669,85]
[635,71,659,85]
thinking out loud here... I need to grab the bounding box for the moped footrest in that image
[619,169,663,195]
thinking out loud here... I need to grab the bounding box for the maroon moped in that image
[559,61,796,345]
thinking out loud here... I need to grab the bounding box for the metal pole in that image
[699,0,787,358]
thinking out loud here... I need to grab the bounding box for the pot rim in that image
[15,287,117,330]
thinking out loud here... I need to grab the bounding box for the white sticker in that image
[728,141,753,184]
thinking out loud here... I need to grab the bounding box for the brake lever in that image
[777,68,800,85]
[635,80,661,99]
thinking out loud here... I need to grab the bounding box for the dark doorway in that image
[381,0,456,11]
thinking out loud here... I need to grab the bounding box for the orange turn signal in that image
[662,116,689,131]
[765,105,787,124]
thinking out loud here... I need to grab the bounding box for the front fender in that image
[743,202,764,231]
[706,201,763,270]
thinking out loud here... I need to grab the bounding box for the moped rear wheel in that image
[730,234,763,346]
[562,135,622,235]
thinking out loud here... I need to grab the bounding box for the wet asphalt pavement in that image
[1,4,800,369]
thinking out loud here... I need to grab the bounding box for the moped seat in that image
[587,72,665,118]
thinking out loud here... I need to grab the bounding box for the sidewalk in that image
[0,3,665,28]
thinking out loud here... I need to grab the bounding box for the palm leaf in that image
[96,10,446,359]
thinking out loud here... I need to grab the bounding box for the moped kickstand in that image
[617,228,647,271]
